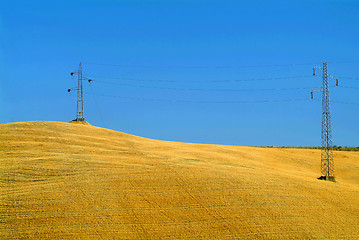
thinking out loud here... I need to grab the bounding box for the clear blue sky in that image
[1,0,358,146]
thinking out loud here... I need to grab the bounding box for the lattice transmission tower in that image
[311,62,338,182]
[68,62,92,122]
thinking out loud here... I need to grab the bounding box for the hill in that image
[1,121,358,239]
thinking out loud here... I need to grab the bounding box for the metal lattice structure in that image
[68,62,92,122]
[311,62,338,182]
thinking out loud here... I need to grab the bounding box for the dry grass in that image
[1,121,358,239]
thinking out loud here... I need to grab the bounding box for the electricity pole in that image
[68,62,92,122]
[311,62,338,182]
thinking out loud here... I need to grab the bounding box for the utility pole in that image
[311,62,338,182]
[68,62,92,122]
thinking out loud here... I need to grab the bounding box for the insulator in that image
[311,92,313,99]
[313,68,315,76]
[336,79,338,86]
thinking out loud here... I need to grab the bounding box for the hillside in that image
[1,121,358,239]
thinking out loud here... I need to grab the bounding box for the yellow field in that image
[1,121,358,239]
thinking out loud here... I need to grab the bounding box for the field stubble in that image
[0,121,358,239]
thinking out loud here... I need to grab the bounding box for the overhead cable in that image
[84,62,322,69]
[332,101,359,106]
[84,60,359,69]
[337,85,359,90]
[337,77,359,81]
[88,93,312,104]
[92,80,320,92]
[86,75,313,83]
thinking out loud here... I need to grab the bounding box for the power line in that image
[84,60,359,69]
[86,92,359,106]
[85,75,313,83]
[337,77,359,81]
[332,101,359,106]
[327,60,359,64]
[337,85,359,90]
[92,80,320,92]
[89,93,311,104]
[84,62,323,69]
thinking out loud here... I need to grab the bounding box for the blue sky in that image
[0,0,358,146]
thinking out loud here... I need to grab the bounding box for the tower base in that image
[73,118,85,122]
[317,176,336,182]
[69,118,90,125]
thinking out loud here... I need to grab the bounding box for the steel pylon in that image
[68,62,92,122]
[311,62,338,182]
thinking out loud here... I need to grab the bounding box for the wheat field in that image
[0,121,358,239]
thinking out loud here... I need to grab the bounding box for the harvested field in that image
[1,121,358,239]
